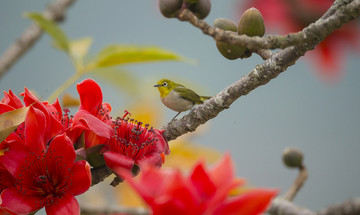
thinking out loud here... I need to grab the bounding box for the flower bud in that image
[237,7,265,37]
[159,0,183,18]
[213,18,246,60]
[189,0,211,20]
[282,147,304,168]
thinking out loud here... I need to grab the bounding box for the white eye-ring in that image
[163,82,168,87]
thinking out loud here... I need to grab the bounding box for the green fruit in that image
[238,7,265,37]
[159,0,183,18]
[184,0,200,3]
[214,18,246,60]
[282,147,304,168]
[189,0,211,20]
[213,18,237,31]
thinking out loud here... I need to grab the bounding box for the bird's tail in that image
[200,96,212,101]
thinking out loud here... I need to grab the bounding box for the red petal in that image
[209,154,236,187]
[25,106,46,156]
[103,151,134,177]
[1,90,23,109]
[214,189,278,215]
[68,160,91,196]
[0,187,44,214]
[154,129,170,155]
[45,134,76,181]
[0,142,30,176]
[136,153,164,169]
[45,192,80,215]
[0,104,15,114]
[190,162,216,199]
[77,79,103,114]
[73,110,113,139]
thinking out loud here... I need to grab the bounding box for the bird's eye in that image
[163,82,168,87]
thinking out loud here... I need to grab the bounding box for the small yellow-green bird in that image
[154,79,211,121]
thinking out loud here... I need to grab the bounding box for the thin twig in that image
[0,0,76,79]
[283,165,309,201]
[176,0,360,50]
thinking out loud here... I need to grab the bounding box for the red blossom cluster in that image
[126,154,277,215]
[0,79,277,215]
[0,79,170,215]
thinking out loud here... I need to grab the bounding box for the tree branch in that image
[176,0,360,50]
[268,197,360,215]
[0,0,76,79]
[80,205,149,215]
[162,0,360,141]
[317,198,360,215]
[268,198,316,215]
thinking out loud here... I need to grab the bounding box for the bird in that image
[154,79,211,121]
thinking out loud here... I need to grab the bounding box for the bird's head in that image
[154,79,177,98]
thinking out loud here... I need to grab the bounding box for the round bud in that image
[237,7,265,37]
[213,18,246,60]
[189,0,211,20]
[282,147,304,168]
[159,0,183,18]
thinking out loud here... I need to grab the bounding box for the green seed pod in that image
[237,7,265,37]
[184,0,200,3]
[282,147,304,168]
[213,18,246,60]
[189,0,211,20]
[159,0,183,18]
[213,18,237,32]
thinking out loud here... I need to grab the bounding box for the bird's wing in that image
[175,87,203,104]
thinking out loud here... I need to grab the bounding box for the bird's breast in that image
[161,90,194,112]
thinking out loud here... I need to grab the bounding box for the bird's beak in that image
[154,84,161,87]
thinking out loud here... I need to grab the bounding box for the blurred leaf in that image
[94,45,191,68]
[62,93,80,108]
[91,68,139,95]
[0,107,30,143]
[25,13,69,51]
[69,37,93,67]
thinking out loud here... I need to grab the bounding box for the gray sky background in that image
[1,0,360,212]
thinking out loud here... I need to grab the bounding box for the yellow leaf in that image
[69,37,93,68]
[25,13,69,52]
[90,68,139,95]
[0,107,30,143]
[94,45,192,68]
[61,93,80,108]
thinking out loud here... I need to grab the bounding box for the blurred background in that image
[1,0,360,213]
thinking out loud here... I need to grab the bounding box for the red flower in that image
[126,154,277,215]
[0,89,24,114]
[238,0,360,82]
[103,117,170,178]
[71,79,113,148]
[0,89,68,156]
[0,106,91,215]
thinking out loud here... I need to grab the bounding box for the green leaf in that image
[0,107,30,143]
[94,45,192,68]
[91,68,139,95]
[25,12,69,52]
